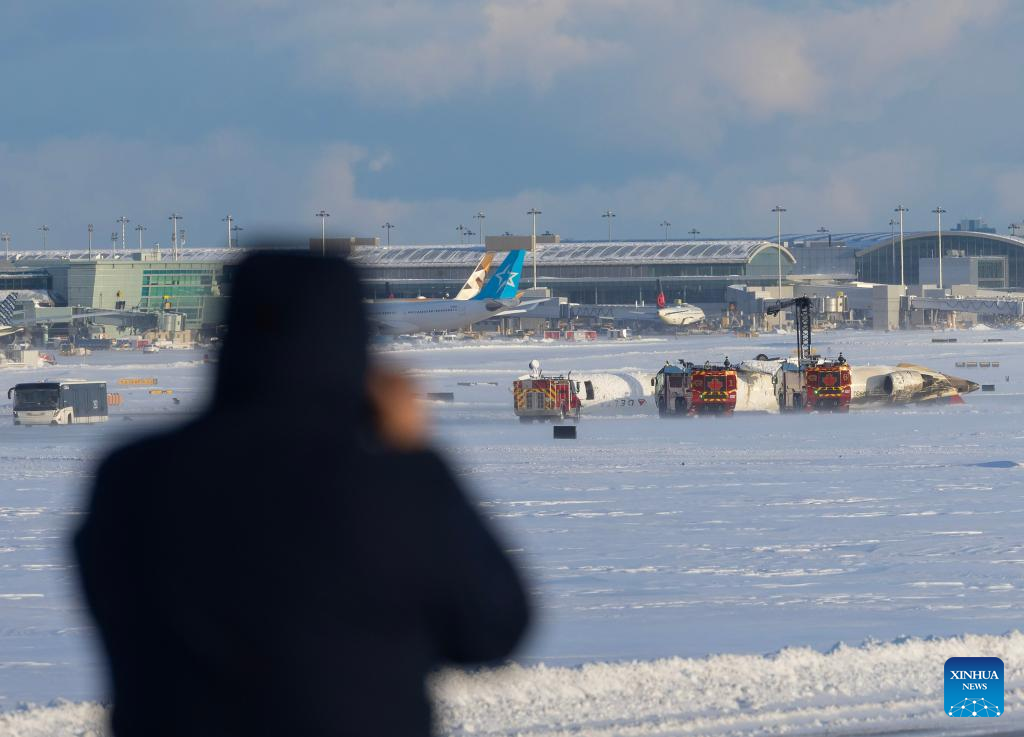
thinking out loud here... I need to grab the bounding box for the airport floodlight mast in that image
[116,216,130,251]
[315,210,329,255]
[689,228,700,241]
[169,213,182,261]
[602,210,615,242]
[463,229,475,241]
[889,218,898,274]
[135,223,146,251]
[87,224,93,256]
[110,232,118,249]
[660,220,671,240]
[894,205,908,287]
[528,207,542,288]
[1,233,10,260]
[223,215,234,249]
[457,224,466,244]
[817,226,832,248]
[232,225,243,248]
[932,206,946,289]
[771,205,786,298]
[381,221,394,246]
[474,211,485,245]
[38,224,49,251]
[1011,223,1022,237]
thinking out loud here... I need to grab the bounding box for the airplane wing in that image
[494,299,548,317]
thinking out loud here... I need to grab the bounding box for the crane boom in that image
[766,296,812,365]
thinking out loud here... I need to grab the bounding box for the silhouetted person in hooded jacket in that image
[75,251,530,736]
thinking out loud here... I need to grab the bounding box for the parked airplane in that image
[0,295,21,338]
[368,250,529,334]
[454,252,495,300]
[656,280,705,326]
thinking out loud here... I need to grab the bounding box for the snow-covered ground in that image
[2,330,1023,734]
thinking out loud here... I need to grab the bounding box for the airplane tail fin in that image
[656,279,666,309]
[475,250,526,300]
[0,294,18,326]
[454,252,495,300]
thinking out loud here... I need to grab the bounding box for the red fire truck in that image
[803,360,852,412]
[513,375,582,422]
[653,360,738,416]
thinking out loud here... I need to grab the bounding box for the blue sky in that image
[1,0,1022,248]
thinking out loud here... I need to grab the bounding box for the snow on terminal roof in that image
[349,239,792,266]
[776,231,1024,255]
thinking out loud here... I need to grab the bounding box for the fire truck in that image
[803,359,852,411]
[653,360,738,417]
[513,363,583,422]
[766,297,852,412]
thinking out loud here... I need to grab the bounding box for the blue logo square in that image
[945,657,1004,717]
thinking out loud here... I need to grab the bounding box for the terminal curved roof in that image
[4,248,242,263]
[779,231,1024,255]
[350,239,795,266]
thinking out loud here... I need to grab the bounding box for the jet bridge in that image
[908,296,1024,318]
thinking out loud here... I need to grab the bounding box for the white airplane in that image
[655,280,705,326]
[368,250,530,335]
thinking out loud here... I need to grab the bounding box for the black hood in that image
[212,251,368,414]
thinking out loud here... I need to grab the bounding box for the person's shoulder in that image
[95,418,204,479]
[363,447,461,496]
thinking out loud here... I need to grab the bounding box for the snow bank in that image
[7,633,1021,736]
[432,632,1024,736]
[0,700,108,737]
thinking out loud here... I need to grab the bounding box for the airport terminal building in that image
[0,229,1021,332]
[351,239,797,307]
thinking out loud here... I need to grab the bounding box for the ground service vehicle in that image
[654,360,738,416]
[9,380,109,425]
[513,375,582,422]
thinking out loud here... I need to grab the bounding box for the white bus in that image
[9,381,109,425]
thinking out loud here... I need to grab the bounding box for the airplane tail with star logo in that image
[474,250,526,300]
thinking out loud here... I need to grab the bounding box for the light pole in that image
[457,224,465,244]
[527,208,541,288]
[660,220,671,240]
[463,229,475,241]
[474,211,486,246]
[169,213,182,261]
[110,232,118,250]
[1011,223,1022,237]
[315,210,329,255]
[223,215,234,249]
[889,218,897,275]
[894,205,908,287]
[0,233,10,259]
[38,225,50,251]
[116,216,130,251]
[381,221,394,246]
[602,210,615,242]
[932,206,946,289]
[771,205,786,299]
[817,226,832,248]
[232,225,243,249]
[135,223,146,251]
[689,228,700,241]
[87,224,93,257]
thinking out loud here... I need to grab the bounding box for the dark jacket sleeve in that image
[74,452,148,730]
[418,452,531,665]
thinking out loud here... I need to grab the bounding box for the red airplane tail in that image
[656,279,666,309]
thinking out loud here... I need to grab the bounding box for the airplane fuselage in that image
[367,298,509,335]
